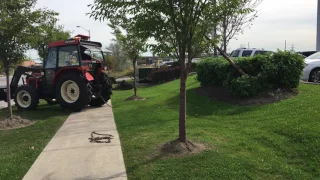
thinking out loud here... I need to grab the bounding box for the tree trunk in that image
[223,22,227,53]
[222,0,227,53]
[5,65,13,120]
[213,0,218,56]
[179,52,187,143]
[216,46,246,76]
[213,27,218,56]
[133,59,137,96]
[205,35,246,76]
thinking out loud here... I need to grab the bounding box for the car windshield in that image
[230,50,240,57]
[81,45,104,61]
[307,52,320,59]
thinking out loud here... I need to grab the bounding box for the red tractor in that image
[0,35,112,111]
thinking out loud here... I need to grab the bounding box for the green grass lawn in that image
[112,75,320,179]
[0,103,70,180]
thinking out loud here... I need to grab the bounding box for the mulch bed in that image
[0,116,35,130]
[196,86,298,106]
[159,139,207,157]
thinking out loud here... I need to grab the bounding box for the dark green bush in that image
[148,67,180,83]
[261,51,305,88]
[229,75,261,98]
[196,57,230,86]
[190,62,197,72]
[172,61,180,67]
[196,51,304,97]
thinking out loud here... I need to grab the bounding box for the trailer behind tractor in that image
[0,35,112,111]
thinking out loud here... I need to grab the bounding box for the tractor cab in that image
[45,35,106,77]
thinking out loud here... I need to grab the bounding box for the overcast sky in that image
[28,0,318,59]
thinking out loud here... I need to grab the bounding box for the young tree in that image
[90,0,248,142]
[114,29,146,97]
[0,0,59,119]
[218,0,262,53]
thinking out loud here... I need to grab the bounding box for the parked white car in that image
[230,48,273,57]
[159,61,174,67]
[301,52,320,83]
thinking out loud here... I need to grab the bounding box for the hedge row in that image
[148,67,180,83]
[146,62,197,84]
[196,51,305,97]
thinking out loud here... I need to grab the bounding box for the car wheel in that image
[309,68,320,83]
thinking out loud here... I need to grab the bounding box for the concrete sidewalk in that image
[0,102,7,109]
[0,100,14,110]
[23,102,127,180]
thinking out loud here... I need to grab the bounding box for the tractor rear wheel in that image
[14,85,39,110]
[56,73,90,112]
[89,74,112,107]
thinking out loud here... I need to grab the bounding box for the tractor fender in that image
[53,67,92,85]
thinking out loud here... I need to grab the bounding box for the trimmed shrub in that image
[261,51,305,88]
[190,62,197,72]
[229,75,261,98]
[116,80,133,90]
[196,51,304,97]
[172,61,180,68]
[196,57,230,86]
[148,67,180,83]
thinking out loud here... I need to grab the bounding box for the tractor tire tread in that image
[14,85,39,110]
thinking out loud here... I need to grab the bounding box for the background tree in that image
[0,0,60,119]
[90,0,248,143]
[107,41,130,71]
[113,28,146,97]
[103,52,114,70]
[31,25,71,60]
[218,0,262,53]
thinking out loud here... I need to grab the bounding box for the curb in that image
[300,81,320,85]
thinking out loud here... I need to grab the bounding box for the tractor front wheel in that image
[56,73,90,112]
[14,85,39,110]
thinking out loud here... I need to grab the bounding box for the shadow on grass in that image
[164,87,262,118]
[112,86,265,132]
[0,103,71,121]
[124,149,270,179]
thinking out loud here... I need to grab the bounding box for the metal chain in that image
[89,131,114,143]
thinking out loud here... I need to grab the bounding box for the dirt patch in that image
[0,116,35,130]
[159,139,207,157]
[196,86,298,106]
[125,95,146,101]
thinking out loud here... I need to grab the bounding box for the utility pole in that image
[76,26,91,40]
[285,40,287,51]
[291,44,295,52]
[317,0,320,51]
[248,42,250,48]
